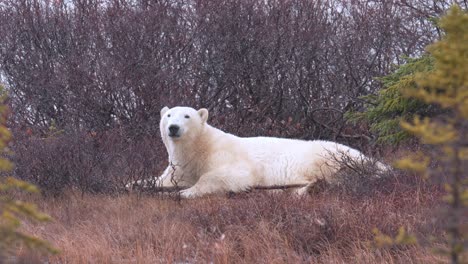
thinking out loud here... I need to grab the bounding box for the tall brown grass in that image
[10,171,448,264]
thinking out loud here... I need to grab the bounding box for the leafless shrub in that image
[11,128,165,195]
[1,0,464,194]
[1,0,454,137]
[308,149,435,199]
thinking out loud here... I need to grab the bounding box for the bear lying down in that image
[126,106,388,198]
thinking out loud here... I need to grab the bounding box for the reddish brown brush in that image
[14,172,447,264]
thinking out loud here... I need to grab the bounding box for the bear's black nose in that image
[168,125,180,137]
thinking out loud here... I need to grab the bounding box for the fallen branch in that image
[127,184,309,193]
[252,184,308,190]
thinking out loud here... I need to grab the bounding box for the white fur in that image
[127,106,387,198]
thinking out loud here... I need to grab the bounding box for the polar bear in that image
[127,106,388,198]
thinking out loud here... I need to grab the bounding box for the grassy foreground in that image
[10,171,450,264]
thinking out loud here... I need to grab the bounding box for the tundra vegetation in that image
[0,0,466,263]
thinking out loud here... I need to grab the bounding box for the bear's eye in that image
[185,115,190,119]
[167,114,171,118]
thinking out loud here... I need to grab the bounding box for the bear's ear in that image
[198,108,209,123]
[160,106,169,117]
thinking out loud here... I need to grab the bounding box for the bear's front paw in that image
[180,188,197,199]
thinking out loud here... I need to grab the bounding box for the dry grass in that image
[8,171,451,264]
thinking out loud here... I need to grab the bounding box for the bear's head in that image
[160,106,209,142]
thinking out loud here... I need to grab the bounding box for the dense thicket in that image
[0,0,464,193]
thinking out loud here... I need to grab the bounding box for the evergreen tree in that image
[348,55,435,144]
[0,86,58,257]
[374,6,467,263]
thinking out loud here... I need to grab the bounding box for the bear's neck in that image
[167,124,216,172]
